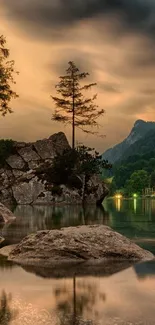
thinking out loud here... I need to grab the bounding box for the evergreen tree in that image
[0,35,18,116]
[150,170,155,187]
[125,170,149,195]
[51,61,104,149]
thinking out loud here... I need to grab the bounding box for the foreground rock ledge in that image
[8,225,153,276]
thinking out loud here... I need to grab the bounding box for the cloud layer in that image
[2,0,155,38]
[1,0,155,152]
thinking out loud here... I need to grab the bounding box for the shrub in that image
[50,145,112,186]
[0,139,14,166]
[51,185,63,196]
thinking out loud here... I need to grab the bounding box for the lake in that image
[0,198,155,325]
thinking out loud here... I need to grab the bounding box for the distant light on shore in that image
[115,194,122,199]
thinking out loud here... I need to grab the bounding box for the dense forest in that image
[110,150,155,196]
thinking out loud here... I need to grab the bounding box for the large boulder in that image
[0,202,16,223]
[8,225,153,274]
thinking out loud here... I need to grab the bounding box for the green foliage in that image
[150,171,155,187]
[51,185,63,196]
[50,148,78,185]
[0,35,18,116]
[113,150,155,190]
[76,145,111,178]
[51,61,105,148]
[125,170,149,195]
[0,139,14,166]
[50,145,112,186]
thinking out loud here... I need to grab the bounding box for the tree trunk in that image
[81,174,86,204]
[73,276,76,325]
[72,105,75,149]
[72,72,75,149]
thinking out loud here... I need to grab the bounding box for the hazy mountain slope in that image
[123,129,155,160]
[102,120,155,163]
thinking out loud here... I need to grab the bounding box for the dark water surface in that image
[0,198,155,325]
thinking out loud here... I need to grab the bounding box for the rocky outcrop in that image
[8,225,153,273]
[0,132,108,205]
[6,154,26,170]
[84,175,109,205]
[18,146,40,162]
[0,203,16,223]
[12,177,45,205]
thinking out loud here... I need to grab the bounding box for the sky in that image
[1,0,155,152]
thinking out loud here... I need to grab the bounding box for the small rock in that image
[6,155,26,170]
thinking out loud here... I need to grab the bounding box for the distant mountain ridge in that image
[102,120,155,163]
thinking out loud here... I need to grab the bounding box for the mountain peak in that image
[134,119,146,127]
[102,119,155,163]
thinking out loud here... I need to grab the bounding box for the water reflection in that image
[0,205,109,245]
[1,199,155,253]
[55,277,99,325]
[0,291,16,325]
[0,263,155,325]
[134,260,155,279]
[0,256,14,270]
[115,198,121,212]
[133,198,137,213]
[1,200,155,324]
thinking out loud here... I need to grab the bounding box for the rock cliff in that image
[0,132,108,205]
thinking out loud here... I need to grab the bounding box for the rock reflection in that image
[134,260,155,279]
[1,205,109,245]
[0,256,14,270]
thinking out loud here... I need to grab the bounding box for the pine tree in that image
[51,61,104,149]
[0,35,18,116]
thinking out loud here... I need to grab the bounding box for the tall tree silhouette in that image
[51,61,104,149]
[0,35,18,116]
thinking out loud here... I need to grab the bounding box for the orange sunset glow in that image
[1,0,155,152]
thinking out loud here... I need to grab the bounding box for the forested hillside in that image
[111,150,155,196]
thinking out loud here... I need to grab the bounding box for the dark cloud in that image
[99,82,121,93]
[47,50,94,76]
[2,0,155,39]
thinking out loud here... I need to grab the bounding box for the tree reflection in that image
[55,277,105,325]
[0,291,16,325]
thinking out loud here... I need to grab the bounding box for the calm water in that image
[0,198,155,325]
